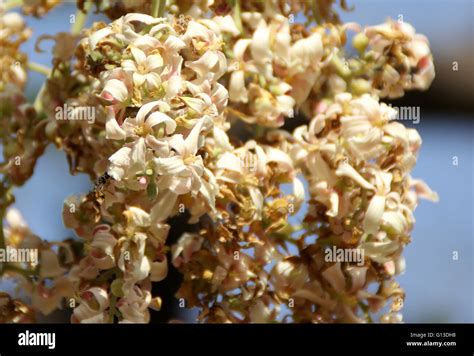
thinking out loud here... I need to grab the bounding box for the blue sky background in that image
[5,0,473,322]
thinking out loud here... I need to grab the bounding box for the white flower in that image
[155,118,207,195]
[122,101,176,140]
[122,47,163,88]
[118,233,151,288]
[72,287,109,323]
[108,146,131,181]
[90,225,117,270]
[117,286,151,323]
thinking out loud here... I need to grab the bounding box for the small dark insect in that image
[87,172,114,223]
[96,172,111,188]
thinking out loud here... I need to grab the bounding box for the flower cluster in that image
[58,13,229,323]
[363,19,435,98]
[0,6,49,186]
[0,0,437,324]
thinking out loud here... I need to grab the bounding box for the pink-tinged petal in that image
[73,287,109,323]
[101,79,129,103]
[363,195,386,235]
[90,231,117,270]
[410,178,439,202]
[162,53,183,80]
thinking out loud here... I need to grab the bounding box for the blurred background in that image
[5,0,474,322]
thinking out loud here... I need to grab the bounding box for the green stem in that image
[71,1,91,35]
[27,62,51,76]
[233,0,243,33]
[33,82,46,113]
[151,0,160,18]
[158,0,166,17]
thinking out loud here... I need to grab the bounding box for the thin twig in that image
[27,62,51,76]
